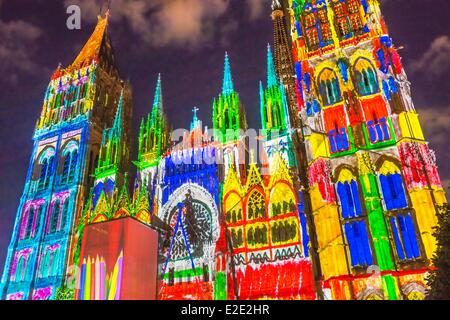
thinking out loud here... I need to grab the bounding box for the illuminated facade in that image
[1,1,447,301]
[0,14,132,300]
[287,0,447,299]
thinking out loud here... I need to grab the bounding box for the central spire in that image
[111,89,124,139]
[267,44,278,88]
[222,52,234,95]
[151,73,163,126]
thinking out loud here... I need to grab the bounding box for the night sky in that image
[0,0,449,273]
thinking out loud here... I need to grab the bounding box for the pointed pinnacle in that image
[267,44,277,88]
[222,52,234,95]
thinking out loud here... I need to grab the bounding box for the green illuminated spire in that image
[96,90,126,179]
[136,74,170,169]
[260,81,267,130]
[267,44,277,88]
[152,73,163,119]
[213,52,247,143]
[110,90,124,139]
[222,52,234,95]
[260,48,289,133]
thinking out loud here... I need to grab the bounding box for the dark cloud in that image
[65,0,266,49]
[0,19,43,85]
[411,35,450,79]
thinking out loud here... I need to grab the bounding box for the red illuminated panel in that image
[77,217,159,300]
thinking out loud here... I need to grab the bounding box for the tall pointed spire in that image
[111,89,124,138]
[71,10,109,69]
[152,73,163,114]
[267,44,278,88]
[222,52,234,95]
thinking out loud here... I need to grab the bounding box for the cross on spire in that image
[190,107,200,131]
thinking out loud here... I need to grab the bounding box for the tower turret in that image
[271,0,300,128]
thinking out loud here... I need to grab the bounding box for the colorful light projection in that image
[76,218,159,300]
[287,0,447,300]
[223,154,315,300]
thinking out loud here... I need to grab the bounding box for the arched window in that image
[61,141,79,185]
[60,199,70,231]
[354,58,379,96]
[246,191,266,220]
[318,68,342,106]
[390,212,421,261]
[38,148,55,191]
[379,172,408,210]
[15,256,25,282]
[40,250,51,278]
[303,8,320,51]
[336,170,373,268]
[366,116,391,144]
[270,183,297,218]
[378,161,420,261]
[331,0,364,39]
[50,249,59,276]
[49,200,60,234]
[331,0,352,39]
[347,0,364,33]
[329,126,350,154]
[24,206,35,240]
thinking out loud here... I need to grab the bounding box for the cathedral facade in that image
[1,0,447,300]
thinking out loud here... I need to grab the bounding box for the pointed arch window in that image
[331,0,352,39]
[61,141,79,185]
[318,68,342,106]
[331,0,364,39]
[48,200,60,234]
[367,116,391,144]
[38,148,55,191]
[40,250,51,278]
[302,5,332,51]
[246,191,266,220]
[379,172,408,210]
[24,206,35,240]
[354,58,379,96]
[15,256,26,282]
[347,0,364,33]
[336,176,373,268]
[329,121,350,154]
[303,9,320,51]
[390,212,421,261]
[60,199,70,231]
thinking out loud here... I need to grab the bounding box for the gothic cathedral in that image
[1,1,447,300]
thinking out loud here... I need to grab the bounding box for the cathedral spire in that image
[267,44,278,88]
[111,89,124,139]
[152,73,163,115]
[222,52,234,95]
[213,52,247,142]
[71,10,109,69]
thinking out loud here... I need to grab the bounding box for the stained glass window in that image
[337,179,373,268]
[390,213,421,261]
